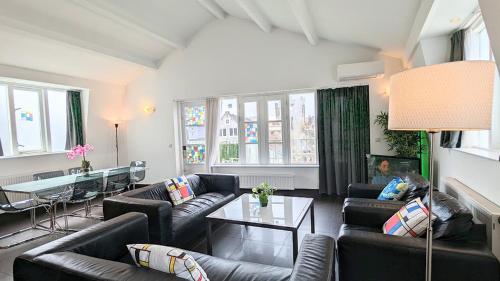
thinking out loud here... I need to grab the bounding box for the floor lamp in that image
[388,60,496,281]
[114,123,119,166]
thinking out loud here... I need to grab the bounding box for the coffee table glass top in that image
[207,194,313,229]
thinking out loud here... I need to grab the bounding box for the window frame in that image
[460,18,500,151]
[1,81,70,157]
[219,91,317,166]
[180,100,207,166]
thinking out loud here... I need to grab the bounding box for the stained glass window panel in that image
[268,121,282,141]
[184,106,206,126]
[185,144,205,164]
[244,123,258,143]
[267,100,281,121]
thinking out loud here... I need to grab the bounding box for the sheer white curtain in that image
[205,98,220,172]
[461,24,500,149]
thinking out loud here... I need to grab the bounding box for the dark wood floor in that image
[0,195,344,281]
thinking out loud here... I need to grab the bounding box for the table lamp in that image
[388,60,496,281]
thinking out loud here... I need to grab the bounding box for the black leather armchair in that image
[103,173,239,247]
[14,213,336,281]
[338,196,500,281]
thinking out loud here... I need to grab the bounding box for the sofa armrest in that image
[337,224,500,281]
[16,212,148,262]
[103,196,172,245]
[343,198,403,227]
[15,252,183,281]
[347,183,385,198]
[289,234,335,281]
[196,173,240,195]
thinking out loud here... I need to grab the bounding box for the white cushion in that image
[127,244,209,281]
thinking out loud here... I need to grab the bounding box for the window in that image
[218,98,239,163]
[181,102,206,165]
[289,93,317,164]
[216,92,317,165]
[461,19,500,150]
[0,81,71,157]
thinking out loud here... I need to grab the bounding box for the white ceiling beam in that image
[0,16,157,69]
[70,0,186,49]
[404,0,436,62]
[197,0,226,20]
[237,0,272,33]
[289,0,318,45]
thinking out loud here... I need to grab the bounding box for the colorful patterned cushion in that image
[383,198,436,237]
[167,176,195,205]
[127,244,209,281]
[377,177,409,201]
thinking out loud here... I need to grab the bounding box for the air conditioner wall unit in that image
[337,61,385,81]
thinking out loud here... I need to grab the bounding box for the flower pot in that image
[259,195,268,207]
[82,168,90,177]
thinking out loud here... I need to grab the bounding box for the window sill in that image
[0,151,68,160]
[452,147,500,162]
[212,164,319,168]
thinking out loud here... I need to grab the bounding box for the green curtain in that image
[65,90,85,149]
[0,137,3,156]
[317,86,370,196]
[440,29,464,148]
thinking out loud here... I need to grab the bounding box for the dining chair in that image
[0,186,52,249]
[33,170,71,231]
[61,172,104,231]
[103,167,131,196]
[129,160,146,190]
[68,166,94,175]
[32,170,65,180]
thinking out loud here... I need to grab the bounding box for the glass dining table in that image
[2,166,145,238]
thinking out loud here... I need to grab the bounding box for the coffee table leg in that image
[292,229,298,263]
[310,202,315,234]
[207,220,213,255]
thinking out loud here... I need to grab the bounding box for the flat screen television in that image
[366,154,421,185]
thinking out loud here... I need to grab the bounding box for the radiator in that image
[239,174,295,190]
[0,173,36,202]
[444,177,500,260]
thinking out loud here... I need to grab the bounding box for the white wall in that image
[124,17,404,186]
[0,64,127,178]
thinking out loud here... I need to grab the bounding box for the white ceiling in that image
[421,0,479,38]
[0,0,426,85]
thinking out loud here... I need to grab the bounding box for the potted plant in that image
[252,182,276,207]
[67,144,94,176]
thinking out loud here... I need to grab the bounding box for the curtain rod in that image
[172,79,373,102]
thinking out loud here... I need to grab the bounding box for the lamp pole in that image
[114,123,119,167]
[425,131,436,281]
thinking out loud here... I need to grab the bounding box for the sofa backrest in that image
[121,174,207,204]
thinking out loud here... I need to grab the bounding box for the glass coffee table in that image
[206,193,314,262]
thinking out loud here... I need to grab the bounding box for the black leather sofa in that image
[103,173,239,247]
[14,212,336,281]
[338,183,500,281]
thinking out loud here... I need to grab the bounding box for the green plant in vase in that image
[252,182,276,207]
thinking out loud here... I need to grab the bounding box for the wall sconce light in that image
[143,105,156,114]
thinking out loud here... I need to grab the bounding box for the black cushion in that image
[396,172,430,201]
[423,192,473,240]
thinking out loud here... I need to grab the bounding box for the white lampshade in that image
[388,61,496,131]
